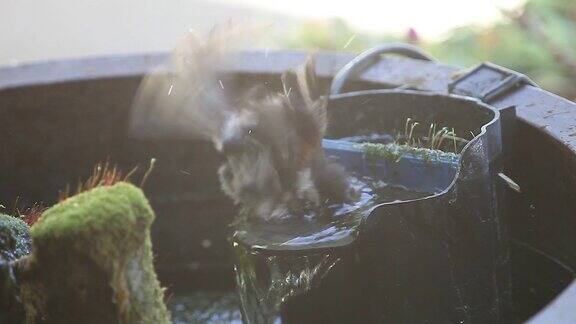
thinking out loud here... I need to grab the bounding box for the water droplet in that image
[201,239,212,248]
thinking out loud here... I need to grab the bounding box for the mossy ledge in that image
[359,142,460,164]
[20,182,170,324]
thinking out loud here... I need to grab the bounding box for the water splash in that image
[234,244,340,324]
[232,176,374,252]
[232,175,431,323]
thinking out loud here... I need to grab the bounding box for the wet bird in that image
[132,26,353,220]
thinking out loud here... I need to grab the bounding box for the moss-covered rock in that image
[0,214,31,262]
[20,182,170,324]
[0,214,31,324]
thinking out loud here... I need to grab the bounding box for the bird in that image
[132,26,354,221]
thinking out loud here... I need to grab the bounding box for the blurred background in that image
[0,0,574,99]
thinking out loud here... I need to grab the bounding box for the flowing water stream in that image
[231,175,431,323]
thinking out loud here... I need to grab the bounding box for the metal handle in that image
[329,43,435,96]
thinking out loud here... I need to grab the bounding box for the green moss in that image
[21,183,170,324]
[359,142,459,164]
[0,214,31,261]
[32,183,152,261]
[361,143,403,162]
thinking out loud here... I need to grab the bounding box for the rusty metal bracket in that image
[448,62,537,104]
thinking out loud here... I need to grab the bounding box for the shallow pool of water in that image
[167,291,242,324]
[233,175,431,252]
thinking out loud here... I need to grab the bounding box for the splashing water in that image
[231,175,431,323]
[233,244,340,324]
